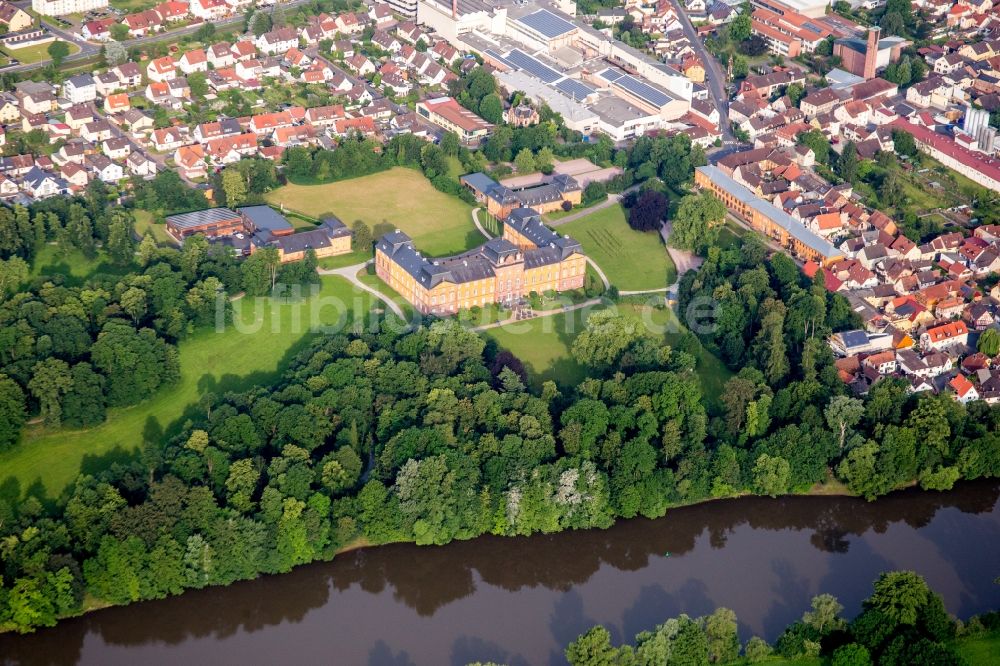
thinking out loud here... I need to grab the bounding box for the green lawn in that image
[484,300,731,398]
[355,266,417,321]
[3,40,80,64]
[29,245,133,286]
[559,205,676,292]
[484,307,594,390]
[0,276,380,500]
[317,249,372,270]
[266,168,479,257]
[134,210,176,246]
[954,634,1000,664]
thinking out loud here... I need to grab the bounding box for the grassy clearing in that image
[266,167,478,257]
[317,249,372,270]
[484,300,731,399]
[0,276,379,500]
[559,204,676,291]
[133,210,176,246]
[29,245,133,286]
[484,307,594,390]
[954,634,1000,664]
[3,40,80,64]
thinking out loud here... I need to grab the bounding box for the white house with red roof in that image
[146,56,177,83]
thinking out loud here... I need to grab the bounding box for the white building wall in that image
[33,0,107,16]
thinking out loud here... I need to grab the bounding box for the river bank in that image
[4,480,860,634]
[2,480,997,665]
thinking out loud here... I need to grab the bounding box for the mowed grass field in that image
[0,276,382,499]
[3,40,80,64]
[484,300,731,402]
[266,168,479,257]
[559,205,676,292]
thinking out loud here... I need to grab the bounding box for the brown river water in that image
[2,481,999,666]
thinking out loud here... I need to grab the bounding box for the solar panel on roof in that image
[505,49,561,83]
[599,69,623,82]
[516,9,575,39]
[555,77,596,100]
[485,49,512,67]
[616,74,671,107]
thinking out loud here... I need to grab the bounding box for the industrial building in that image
[416,0,692,139]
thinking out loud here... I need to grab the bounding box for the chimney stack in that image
[863,27,880,80]
[452,0,457,19]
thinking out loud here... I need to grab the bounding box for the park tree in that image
[864,571,931,626]
[752,453,790,497]
[744,637,773,662]
[0,373,25,451]
[978,328,1000,357]
[825,395,865,452]
[831,643,871,666]
[0,256,27,300]
[241,247,281,295]
[786,83,805,107]
[352,220,373,251]
[478,93,503,124]
[572,311,646,371]
[705,607,740,663]
[803,594,845,634]
[513,148,535,173]
[627,190,669,232]
[47,41,71,67]
[106,212,135,267]
[669,191,725,253]
[28,358,73,426]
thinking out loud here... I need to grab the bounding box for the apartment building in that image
[32,0,107,16]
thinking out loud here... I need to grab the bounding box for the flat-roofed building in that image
[166,207,244,240]
[32,0,107,17]
[416,96,493,145]
[238,205,295,237]
[695,165,843,264]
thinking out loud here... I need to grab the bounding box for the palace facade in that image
[375,207,586,315]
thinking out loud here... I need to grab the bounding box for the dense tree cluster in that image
[563,571,988,665]
[0,193,321,449]
[1,257,998,631]
[679,239,1000,499]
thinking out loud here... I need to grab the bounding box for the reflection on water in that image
[2,481,999,666]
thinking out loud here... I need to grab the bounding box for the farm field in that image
[266,167,479,257]
[0,276,379,499]
[559,204,676,291]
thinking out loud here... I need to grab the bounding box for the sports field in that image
[266,167,479,257]
[0,276,382,499]
[559,205,676,292]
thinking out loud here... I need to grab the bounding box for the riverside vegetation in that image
[559,571,1000,666]
[1,236,999,633]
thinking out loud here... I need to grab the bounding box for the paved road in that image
[318,260,407,320]
[668,0,734,143]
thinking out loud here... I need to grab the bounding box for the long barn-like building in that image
[695,165,842,265]
[375,207,586,315]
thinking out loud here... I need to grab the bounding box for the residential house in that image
[146,56,177,83]
[921,320,970,351]
[62,74,96,105]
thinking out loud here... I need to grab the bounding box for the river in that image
[2,482,999,666]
